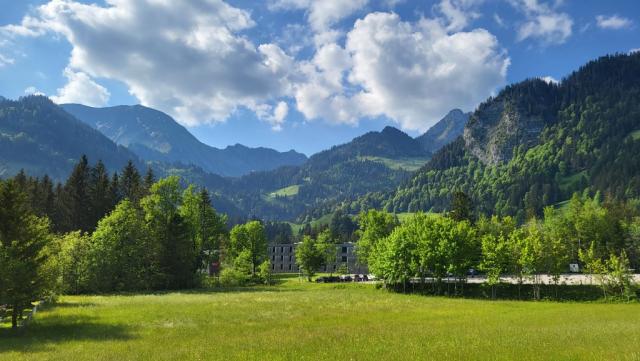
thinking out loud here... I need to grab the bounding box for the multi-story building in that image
[267,242,368,274]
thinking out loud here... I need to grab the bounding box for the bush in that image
[219,268,248,287]
[258,260,272,285]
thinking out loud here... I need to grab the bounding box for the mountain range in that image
[6,53,638,224]
[0,92,467,220]
[61,104,307,177]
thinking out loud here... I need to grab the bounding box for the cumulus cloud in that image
[50,68,110,107]
[253,101,289,131]
[294,13,510,131]
[269,0,369,46]
[4,0,292,126]
[540,76,559,84]
[435,0,483,32]
[511,0,573,45]
[596,15,633,30]
[6,0,511,133]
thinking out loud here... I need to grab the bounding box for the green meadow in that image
[2,276,640,361]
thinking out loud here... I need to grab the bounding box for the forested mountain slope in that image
[62,104,307,177]
[348,53,640,221]
[0,96,139,180]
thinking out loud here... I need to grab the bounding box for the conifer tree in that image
[0,180,53,328]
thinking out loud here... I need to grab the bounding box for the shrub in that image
[219,268,248,287]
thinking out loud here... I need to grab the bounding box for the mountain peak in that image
[416,109,470,153]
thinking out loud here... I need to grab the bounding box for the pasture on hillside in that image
[1,276,639,361]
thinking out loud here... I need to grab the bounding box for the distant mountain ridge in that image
[0,96,140,180]
[0,94,467,221]
[61,104,307,177]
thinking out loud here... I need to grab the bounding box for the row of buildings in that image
[267,242,368,274]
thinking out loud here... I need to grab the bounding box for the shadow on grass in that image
[51,301,98,308]
[0,315,135,353]
[387,282,635,302]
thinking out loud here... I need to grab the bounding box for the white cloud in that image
[50,68,110,107]
[269,0,369,46]
[294,12,510,131]
[630,48,640,54]
[493,13,506,28]
[0,53,14,67]
[511,0,573,45]
[5,0,292,127]
[540,76,558,84]
[596,15,633,30]
[435,0,483,32]
[6,0,510,133]
[24,86,45,96]
[253,101,289,131]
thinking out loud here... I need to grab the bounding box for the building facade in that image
[267,242,368,274]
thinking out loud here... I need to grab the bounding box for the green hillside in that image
[344,53,640,222]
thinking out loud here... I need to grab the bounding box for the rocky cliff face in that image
[463,79,558,165]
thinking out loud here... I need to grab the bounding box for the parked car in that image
[339,275,352,282]
[354,274,368,282]
[315,276,340,283]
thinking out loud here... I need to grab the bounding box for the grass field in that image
[358,156,431,171]
[2,276,640,361]
[267,185,301,199]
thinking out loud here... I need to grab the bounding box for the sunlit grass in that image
[1,276,639,360]
[267,185,300,199]
[358,156,431,171]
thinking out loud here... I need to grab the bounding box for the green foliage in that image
[356,210,398,267]
[0,179,54,328]
[56,231,92,294]
[295,235,327,281]
[228,221,267,276]
[90,200,156,292]
[218,268,248,287]
[449,191,475,223]
[478,216,515,298]
[258,260,272,285]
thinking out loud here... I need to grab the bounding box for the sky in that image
[0,0,638,155]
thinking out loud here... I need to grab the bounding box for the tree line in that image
[358,192,640,301]
[0,157,240,328]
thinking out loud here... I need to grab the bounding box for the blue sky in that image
[0,0,638,155]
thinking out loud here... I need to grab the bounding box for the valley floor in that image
[1,276,640,361]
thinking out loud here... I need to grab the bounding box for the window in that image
[280,264,283,270]
[280,255,283,261]
[272,255,275,261]
[289,256,292,262]
[288,264,292,271]
[341,247,347,253]
[341,256,347,262]
[280,247,284,252]
[289,246,293,252]
[272,246,275,252]
[271,264,275,270]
